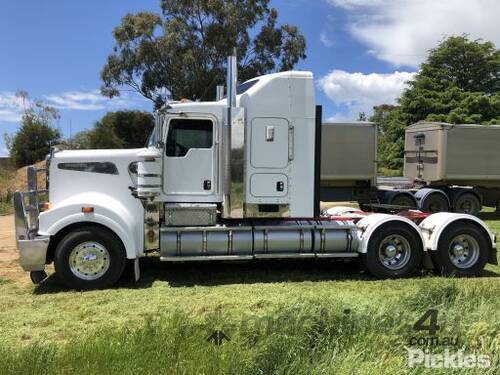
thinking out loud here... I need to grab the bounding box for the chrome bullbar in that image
[14,165,50,272]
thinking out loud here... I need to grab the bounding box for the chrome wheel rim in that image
[69,241,110,280]
[378,234,412,270]
[448,235,480,269]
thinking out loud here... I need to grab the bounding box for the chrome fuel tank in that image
[160,220,357,260]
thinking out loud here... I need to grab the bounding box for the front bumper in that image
[13,191,49,272]
[17,237,49,271]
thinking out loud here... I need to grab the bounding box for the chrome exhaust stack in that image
[222,51,245,218]
[216,85,225,101]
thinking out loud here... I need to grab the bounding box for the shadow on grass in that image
[34,257,368,294]
[478,211,500,220]
[33,255,499,294]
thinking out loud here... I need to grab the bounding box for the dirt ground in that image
[0,215,30,285]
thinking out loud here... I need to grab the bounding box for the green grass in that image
[0,166,14,215]
[1,213,499,374]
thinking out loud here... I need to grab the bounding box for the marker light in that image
[81,207,94,213]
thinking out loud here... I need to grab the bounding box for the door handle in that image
[288,125,294,161]
[204,180,212,190]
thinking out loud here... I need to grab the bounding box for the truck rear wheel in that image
[431,222,489,276]
[362,223,423,278]
[421,193,449,213]
[454,193,481,216]
[54,226,126,289]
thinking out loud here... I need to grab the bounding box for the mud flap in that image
[134,258,140,282]
[488,247,498,265]
[422,252,434,270]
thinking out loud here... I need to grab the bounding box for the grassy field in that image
[0,166,14,215]
[0,213,499,374]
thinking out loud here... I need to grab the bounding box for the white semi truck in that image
[14,55,497,289]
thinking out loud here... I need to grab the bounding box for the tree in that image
[88,111,154,149]
[371,105,406,171]
[6,92,61,167]
[61,130,93,150]
[372,36,500,173]
[101,0,306,108]
[399,35,500,125]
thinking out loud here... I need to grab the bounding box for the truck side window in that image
[165,119,213,157]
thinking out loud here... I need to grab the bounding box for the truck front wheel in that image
[431,222,489,276]
[54,226,126,289]
[362,223,423,278]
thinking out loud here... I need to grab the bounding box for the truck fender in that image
[38,193,143,259]
[414,188,450,210]
[418,212,496,252]
[355,213,425,254]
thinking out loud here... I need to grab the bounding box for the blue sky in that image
[1,0,499,156]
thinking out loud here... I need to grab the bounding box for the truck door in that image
[163,115,218,201]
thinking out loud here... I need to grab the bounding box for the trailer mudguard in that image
[38,192,143,259]
[355,213,425,253]
[418,212,496,252]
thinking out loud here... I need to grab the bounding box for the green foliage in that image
[63,130,93,150]
[67,111,154,150]
[101,0,306,107]
[371,105,406,171]
[6,93,61,167]
[372,36,500,172]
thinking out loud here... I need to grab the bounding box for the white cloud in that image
[45,90,140,111]
[328,0,500,67]
[0,93,26,122]
[0,90,149,122]
[328,0,387,9]
[317,70,416,120]
[320,30,335,47]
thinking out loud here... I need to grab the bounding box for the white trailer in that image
[14,55,497,289]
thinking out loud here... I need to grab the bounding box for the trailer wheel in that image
[421,193,449,213]
[454,193,481,216]
[391,194,417,209]
[431,222,489,276]
[54,226,126,289]
[362,223,423,278]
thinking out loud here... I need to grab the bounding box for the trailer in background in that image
[319,121,420,212]
[319,121,500,216]
[403,122,500,215]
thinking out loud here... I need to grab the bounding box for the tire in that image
[391,194,416,209]
[431,222,489,277]
[358,202,371,212]
[421,193,449,213]
[362,222,423,278]
[454,193,481,216]
[54,226,126,289]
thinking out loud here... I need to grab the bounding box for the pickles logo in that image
[204,310,232,346]
[406,309,491,369]
[407,349,491,369]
